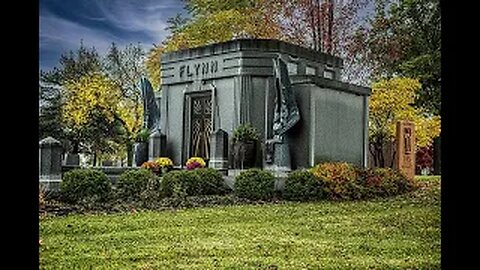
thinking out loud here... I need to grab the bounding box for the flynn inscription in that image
[179,60,219,78]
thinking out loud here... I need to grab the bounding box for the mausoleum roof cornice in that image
[291,75,371,96]
[161,39,343,68]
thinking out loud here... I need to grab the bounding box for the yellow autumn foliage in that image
[369,77,441,148]
[63,73,122,128]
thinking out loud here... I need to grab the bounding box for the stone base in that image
[39,178,62,192]
[209,159,229,170]
[273,142,292,171]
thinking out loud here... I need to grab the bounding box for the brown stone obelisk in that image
[395,121,416,179]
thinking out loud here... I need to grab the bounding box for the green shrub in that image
[284,170,325,201]
[190,168,229,195]
[135,128,150,143]
[117,169,155,202]
[234,169,275,200]
[232,123,259,143]
[160,170,200,198]
[358,168,417,197]
[60,169,112,204]
[139,174,163,204]
[310,162,364,200]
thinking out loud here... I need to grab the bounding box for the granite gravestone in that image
[39,137,62,191]
[209,129,229,173]
[395,121,416,179]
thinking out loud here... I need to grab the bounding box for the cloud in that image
[93,0,178,41]
[40,12,121,54]
[39,0,184,71]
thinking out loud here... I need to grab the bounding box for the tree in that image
[62,73,124,165]
[350,0,440,114]
[369,77,441,168]
[39,42,103,152]
[39,81,64,141]
[103,43,146,165]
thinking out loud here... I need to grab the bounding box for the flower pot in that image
[233,141,256,169]
[134,142,148,167]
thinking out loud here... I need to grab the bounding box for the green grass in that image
[39,176,440,269]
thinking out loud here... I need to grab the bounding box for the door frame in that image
[182,89,213,166]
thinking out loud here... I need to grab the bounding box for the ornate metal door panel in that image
[190,95,212,159]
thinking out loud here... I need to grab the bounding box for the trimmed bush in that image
[139,174,163,204]
[160,170,200,198]
[60,169,111,204]
[284,170,325,201]
[358,168,417,198]
[117,169,155,202]
[190,168,228,195]
[310,162,364,200]
[234,169,275,200]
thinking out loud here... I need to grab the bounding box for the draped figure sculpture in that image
[265,56,300,169]
[139,77,160,132]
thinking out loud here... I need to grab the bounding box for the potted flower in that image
[185,157,206,170]
[155,157,174,175]
[140,160,160,174]
[134,128,150,166]
[232,123,259,169]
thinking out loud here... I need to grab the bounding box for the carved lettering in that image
[178,60,219,79]
[187,65,193,77]
[404,127,412,154]
[202,62,209,75]
[179,65,186,78]
[211,60,218,73]
[194,63,201,76]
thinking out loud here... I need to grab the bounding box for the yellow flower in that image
[186,157,206,167]
[155,157,173,168]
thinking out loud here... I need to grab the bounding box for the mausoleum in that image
[156,39,370,170]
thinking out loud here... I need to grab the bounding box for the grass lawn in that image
[39,176,440,269]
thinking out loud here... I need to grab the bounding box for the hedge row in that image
[59,168,229,204]
[58,162,417,205]
[233,163,416,201]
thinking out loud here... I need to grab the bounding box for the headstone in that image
[39,137,62,191]
[101,160,114,167]
[395,121,416,179]
[133,142,149,166]
[149,129,167,160]
[64,153,80,166]
[209,129,228,173]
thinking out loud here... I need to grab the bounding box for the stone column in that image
[209,129,229,174]
[149,129,167,160]
[39,137,63,191]
[395,121,416,180]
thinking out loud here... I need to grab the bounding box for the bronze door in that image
[190,95,212,159]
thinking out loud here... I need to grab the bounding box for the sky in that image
[39,0,186,71]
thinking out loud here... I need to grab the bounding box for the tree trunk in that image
[93,151,97,167]
[316,0,322,52]
[311,0,317,51]
[433,136,441,175]
[126,141,134,167]
[72,141,79,154]
[369,143,377,167]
